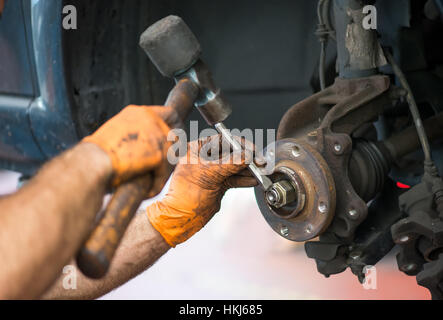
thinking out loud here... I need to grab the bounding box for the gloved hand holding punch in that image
[148,135,257,247]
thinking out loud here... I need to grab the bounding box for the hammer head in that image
[139,15,202,78]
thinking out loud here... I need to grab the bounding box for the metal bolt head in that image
[266,180,297,209]
[280,226,289,237]
[334,143,342,153]
[398,235,410,244]
[348,209,358,218]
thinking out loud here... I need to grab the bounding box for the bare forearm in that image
[42,211,170,299]
[0,143,112,299]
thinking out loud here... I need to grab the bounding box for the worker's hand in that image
[83,105,174,196]
[147,134,258,247]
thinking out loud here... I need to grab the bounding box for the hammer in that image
[139,15,273,190]
[77,15,272,279]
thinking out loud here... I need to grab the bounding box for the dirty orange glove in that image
[83,105,173,196]
[147,134,257,247]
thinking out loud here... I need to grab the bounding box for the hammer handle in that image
[77,175,153,278]
[76,79,198,279]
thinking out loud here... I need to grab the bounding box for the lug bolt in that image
[318,202,327,214]
[306,224,313,234]
[292,146,301,158]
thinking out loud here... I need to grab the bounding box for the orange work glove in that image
[147,134,258,247]
[83,105,173,197]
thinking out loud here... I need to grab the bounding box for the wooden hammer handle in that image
[77,175,152,278]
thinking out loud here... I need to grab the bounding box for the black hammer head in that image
[139,15,202,78]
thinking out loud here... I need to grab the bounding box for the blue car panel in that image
[0,0,79,175]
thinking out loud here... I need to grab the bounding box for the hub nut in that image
[266,180,297,209]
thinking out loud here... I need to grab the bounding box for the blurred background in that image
[0,170,429,299]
